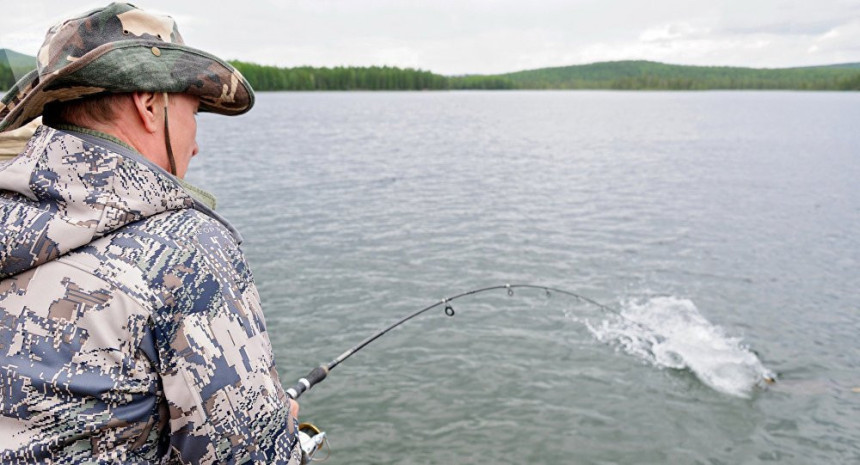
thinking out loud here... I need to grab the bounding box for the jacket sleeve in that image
[149,212,300,464]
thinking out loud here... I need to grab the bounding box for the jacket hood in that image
[0,125,238,279]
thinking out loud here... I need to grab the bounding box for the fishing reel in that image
[298,422,329,464]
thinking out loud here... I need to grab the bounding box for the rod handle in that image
[286,365,329,400]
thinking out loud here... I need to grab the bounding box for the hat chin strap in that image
[163,92,178,176]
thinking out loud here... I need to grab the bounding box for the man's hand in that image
[289,398,300,420]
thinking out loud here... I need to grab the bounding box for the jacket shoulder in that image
[64,208,253,309]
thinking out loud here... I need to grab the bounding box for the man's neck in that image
[49,123,140,154]
[48,123,217,211]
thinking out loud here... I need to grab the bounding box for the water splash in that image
[579,296,774,398]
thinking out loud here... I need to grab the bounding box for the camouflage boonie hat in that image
[0,2,254,132]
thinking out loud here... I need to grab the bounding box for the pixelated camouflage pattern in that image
[0,126,299,464]
[0,2,253,133]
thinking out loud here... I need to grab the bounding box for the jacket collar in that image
[0,125,241,278]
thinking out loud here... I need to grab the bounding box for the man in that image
[0,3,300,463]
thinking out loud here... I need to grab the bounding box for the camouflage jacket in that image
[0,126,300,464]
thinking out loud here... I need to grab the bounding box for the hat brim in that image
[0,40,254,132]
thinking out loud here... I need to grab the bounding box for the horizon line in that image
[2,47,859,77]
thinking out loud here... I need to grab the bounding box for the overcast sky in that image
[2,0,859,75]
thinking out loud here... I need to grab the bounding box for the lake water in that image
[188,91,860,464]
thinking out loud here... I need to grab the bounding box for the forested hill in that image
[2,47,859,91]
[800,63,860,69]
[0,49,37,91]
[500,60,860,90]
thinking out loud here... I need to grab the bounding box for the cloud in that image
[809,19,860,57]
[726,20,843,36]
[2,0,860,74]
[576,11,860,69]
[639,23,711,43]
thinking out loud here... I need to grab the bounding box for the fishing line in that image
[285,283,631,400]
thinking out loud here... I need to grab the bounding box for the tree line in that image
[228,61,518,91]
[0,60,515,93]
[0,65,14,90]
[229,60,860,91]
[4,57,859,92]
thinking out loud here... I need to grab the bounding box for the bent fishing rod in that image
[285,283,622,400]
[288,282,777,462]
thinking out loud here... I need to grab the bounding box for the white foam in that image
[579,296,773,398]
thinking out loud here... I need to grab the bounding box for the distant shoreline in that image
[2,47,859,92]
[245,88,858,92]
[7,89,860,96]
[228,60,860,91]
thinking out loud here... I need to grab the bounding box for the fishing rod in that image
[288,283,776,462]
[290,283,616,462]
[285,283,620,401]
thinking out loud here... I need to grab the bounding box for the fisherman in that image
[0,3,300,463]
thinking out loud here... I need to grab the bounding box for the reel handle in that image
[286,365,329,400]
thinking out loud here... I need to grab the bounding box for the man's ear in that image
[131,91,163,133]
